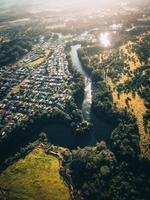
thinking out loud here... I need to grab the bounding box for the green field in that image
[28,57,46,68]
[0,148,70,200]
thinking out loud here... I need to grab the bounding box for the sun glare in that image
[100,32,111,47]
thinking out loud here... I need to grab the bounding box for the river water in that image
[71,44,92,121]
[0,44,115,163]
[70,44,114,144]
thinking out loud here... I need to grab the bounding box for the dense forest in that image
[62,137,150,200]
[63,30,150,200]
[0,24,50,67]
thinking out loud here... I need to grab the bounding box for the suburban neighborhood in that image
[0,37,73,137]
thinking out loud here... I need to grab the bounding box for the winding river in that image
[70,44,114,143]
[0,44,115,164]
[71,44,92,121]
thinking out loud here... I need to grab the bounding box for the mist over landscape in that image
[0,0,150,200]
[1,0,149,11]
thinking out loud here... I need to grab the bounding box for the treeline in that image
[0,140,39,173]
[0,101,93,165]
[77,47,127,83]
[66,54,85,107]
[0,103,92,171]
[0,104,92,161]
[0,107,71,162]
[66,54,92,134]
[0,132,48,172]
[77,45,104,75]
[77,48,93,74]
[106,54,128,84]
[65,98,92,136]
[117,65,150,99]
[132,32,150,65]
[0,23,50,67]
[117,65,150,132]
[62,123,150,200]
[0,38,32,66]
[91,67,134,127]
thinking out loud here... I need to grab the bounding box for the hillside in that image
[0,148,70,200]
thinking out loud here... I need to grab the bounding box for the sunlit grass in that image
[46,24,65,30]
[0,148,70,200]
[95,33,150,159]
[28,57,46,68]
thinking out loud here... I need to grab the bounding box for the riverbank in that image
[0,44,115,171]
[70,44,115,143]
[70,44,92,121]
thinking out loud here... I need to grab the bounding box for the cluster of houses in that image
[0,31,10,44]
[0,40,73,137]
[23,49,45,64]
[19,36,49,65]
[0,65,32,100]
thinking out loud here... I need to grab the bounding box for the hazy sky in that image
[0,0,137,6]
[0,0,149,10]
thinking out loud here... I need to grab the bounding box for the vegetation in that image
[0,8,149,200]
[117,65,150,132]
[77,30,150,159]
[0,23,50,67]
[66,54,85,107]
[77,48,93,75]
[0,37,32,66]
[132,32,150,65]
[62,140,150,200]
[0,148,70,200]
[111,123,140,160]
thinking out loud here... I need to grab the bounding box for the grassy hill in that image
[0,148,70,200]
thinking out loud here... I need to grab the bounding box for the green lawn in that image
[0,148,70,200]
[28,57,46,68]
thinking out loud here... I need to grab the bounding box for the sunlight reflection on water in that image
[100,32,111,47]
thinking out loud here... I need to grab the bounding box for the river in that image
[71,44,92,121]
[0,44,115,164]
[70,44,114,143]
